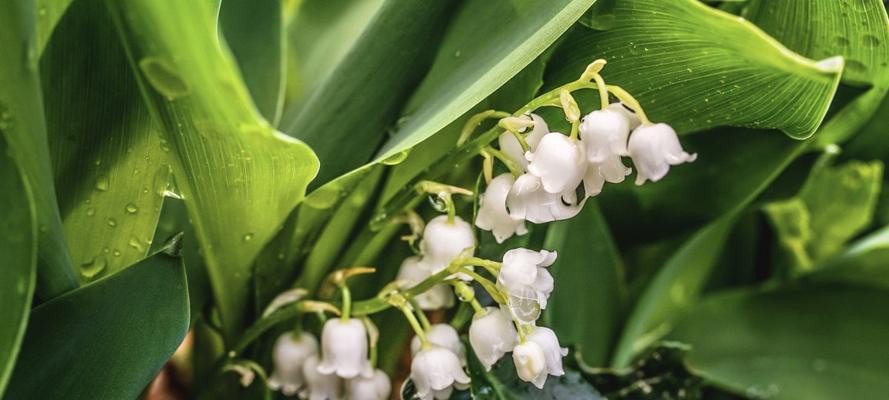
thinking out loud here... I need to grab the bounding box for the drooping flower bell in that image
[420,215,476,270]
[396,256,454,310]
[512,340,547,388]
[317,318,373,379]
[579,103,633,184]
[410,324,467,366]
[526,132,586,194]
[498,113,548,170]
[497,248,557,310]
[302,355,343,400]
[506,174,583,224]
[469,307,519,371]
[410,347,471,400]
[268,332,319,396]
[475,173,527,243]
[523,326,569,388]
[627,123,696,185]
[345,369,391,400]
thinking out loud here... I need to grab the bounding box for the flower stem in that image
[398,303,429,348]
[592,73,610,109]
[606,84,651,125]
[340,285,352,321]
[483,146,523,177]
[458,109,511,145]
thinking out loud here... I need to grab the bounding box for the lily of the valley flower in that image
[396,256,454,310]
[469,307,518,371]
[497,248,557,310]
[498,113,548,170]
[317,318,373,379]
[627,123,696,185]
[345,369,391,400]
[268,332,319,396]
[512,326,568,389]
[410,347,471,400]
[410,324,467,366]
[302,355,343,400]
[526,132,586,195]
[475,173,527,243]
[579,103,633,184]
[506,174,583,224]
[420,215,476,270]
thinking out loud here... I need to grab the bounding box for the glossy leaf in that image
[35,0,73,53]
[42,0,169,282]
[671,285,889,400]
[5,243,189,399]
[805,225,889,288]
[545,0,843,139]
[105,0,320,340]
[0,0,77,298]
[0,137,37,395]
[543,201,624,367]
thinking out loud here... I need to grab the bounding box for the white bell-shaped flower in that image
[396,256,454,310]
[627,123,696,185]
[302,355,343,400]
[475,173,527,243]
[268,332,318,396]
[506,174,584,224]
[411,324,467,366]
[526,132,586,194]
[524,326,568,388]
[579,104,633,184]
[420,215,476,269]
[582,164,606,198]
[317,318,373,379]
[469,307,518,371]
[512,340,548,388]
[498,113,548,170]
[345,369,391,400]
[410,347,471,400]
[610,103,642,130]
[498,248,557,309]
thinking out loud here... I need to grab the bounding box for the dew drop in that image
[832,35,850,48]
[107,218,117,227]
[845,59,868,74]
[138,57,190,100]
[128,237,145,252]
[243,233,254,242]
[95,175,109,191]
[112,249,121,257]
[125,203,139,214]
[862,34,881,48]
[80,257,107,280]
[86,207,96,216]
[381,149,410,165]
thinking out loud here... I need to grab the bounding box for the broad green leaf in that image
[611,215,736,367]
[671,285,889,400]
[105,0,320,340]
[543,201,625,367]
[35,0,73,53]
[220,0,285,124]
[846,90,889,162]
[0,138,37,395]
[42,0,169,281]
[545,0,843,139]
[0,0,77,298]
[375,0,596,161]
[805,225,889,289]
[282,0,455,187]
[5,242,189,400]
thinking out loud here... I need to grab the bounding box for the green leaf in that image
[5,242,190,400]
[35,0,73,53]
[1,0,78,298]
[611,216,736,367]
[0,137,37,395]
[219,0,285,124]
[41,0,169,282]
[805,225,889,289]
[105,0,320,340]
[671,285,889,400]
[545,0,843,139]
[543,201,625,367]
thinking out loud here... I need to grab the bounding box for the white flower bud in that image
[498,248,557,309]
[498,114,548,170]
[475,174,527,243]
[302,355,343,400]
[396,256,454,310]
[411,324,466,366]
[268,332,318,396]
[469,307,518,371]
[627,123,696,185]
[526,326,568,380]
[345,369,391,400]
[420,215,476,269]
[317,318,372,379]
[526,133,586,194]
[506,174,584,224]
[512,340,547,388]
[410,347,471,400]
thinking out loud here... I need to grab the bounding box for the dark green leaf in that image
[5,243,190,400]
[805,225,889,288]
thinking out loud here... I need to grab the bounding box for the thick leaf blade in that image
[671,286,889,400]
[0,137,37,395]
[545,0,843,139]
[105,0,320,339]
[5,244,189,400]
